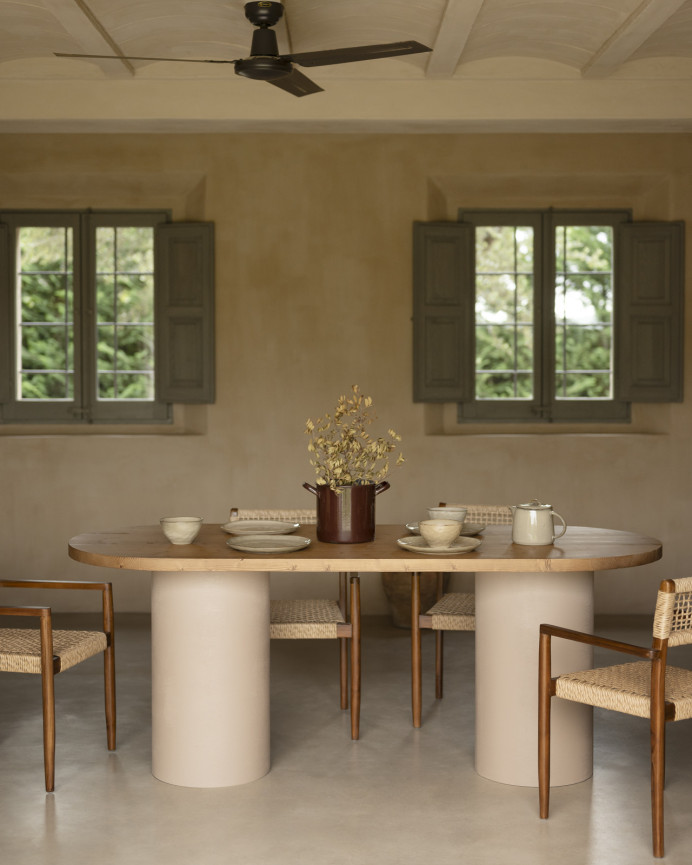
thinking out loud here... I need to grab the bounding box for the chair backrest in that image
[653,577,692,646]
[229,507,317,525]
[440,503,513,525]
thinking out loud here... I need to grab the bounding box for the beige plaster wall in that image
[0,132,689,615]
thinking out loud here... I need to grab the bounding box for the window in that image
[0,211,215,424]
[413,211,684,423]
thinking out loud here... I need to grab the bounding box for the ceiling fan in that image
[55,1,431,97]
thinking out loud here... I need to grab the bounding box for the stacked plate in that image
[221,519,310,553]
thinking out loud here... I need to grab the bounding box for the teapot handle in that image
[303,482,318,496]
[374,481,390,496]
[552,511,567,542]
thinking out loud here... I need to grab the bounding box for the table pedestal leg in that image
[151,570,270,787]
[475,569,594,787]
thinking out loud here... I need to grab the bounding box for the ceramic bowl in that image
[418,519,462,549]
[160,516,203,545]
[427,506,467,523]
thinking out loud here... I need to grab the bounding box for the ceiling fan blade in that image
[54,52,239,64]
[268,68,324,97]
[289,40,430,68]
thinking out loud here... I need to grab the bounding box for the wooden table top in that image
[68,524,662,574]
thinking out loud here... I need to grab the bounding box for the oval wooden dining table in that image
[69,523,661,789]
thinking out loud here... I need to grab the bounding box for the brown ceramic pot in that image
[303,481,390,543]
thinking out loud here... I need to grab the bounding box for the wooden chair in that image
[228,508,361,739]
[539,577,692,858]
[418,504,513,701]
[0,579,116,792]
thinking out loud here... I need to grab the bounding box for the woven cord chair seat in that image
[270,599,345,639]
[230,508,317,524]
[425,592,476,630]
[0,628,107,674]
[555,661,692,720]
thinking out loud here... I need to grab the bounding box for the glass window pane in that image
[554,225,614,400]
[117,275,154,322]
[95,226,155,402]
[21,274,68,323]
[21,325,69,371]
[475,225,534,399]
[20,371,72,400]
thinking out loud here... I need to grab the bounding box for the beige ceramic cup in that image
[160,516,203,544]
[419,519,462,549]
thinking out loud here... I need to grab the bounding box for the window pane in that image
[16,227,74,401]
[475,225,534,399]
[19,371,73,400]
[555,225,614,400]
[95,226,155,402]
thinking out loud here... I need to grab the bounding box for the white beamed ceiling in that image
[1,0,692,132]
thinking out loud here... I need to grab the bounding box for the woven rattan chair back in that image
[228,507,361,739]
[229,507,316,524]
[441,503,513,525]
[653,576,692,646]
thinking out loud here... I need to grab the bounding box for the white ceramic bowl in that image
[418,519,462,549]
[427,506,467,523]
[160,516,203,545]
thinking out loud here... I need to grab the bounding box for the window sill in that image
[0,404,208,436]
[424,402,675,436]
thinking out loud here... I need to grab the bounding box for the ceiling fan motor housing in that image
[236,18,292,80]
[244,2,284,28]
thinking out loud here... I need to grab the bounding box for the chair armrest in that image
[0,581,114,643]
[0,605,51,618]
[0,579,110,591]
[540,623,657,660]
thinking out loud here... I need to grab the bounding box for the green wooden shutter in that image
[412,222,474,402]
[0,222,9,405]
[155,222,215,404]
[616,221,684,402]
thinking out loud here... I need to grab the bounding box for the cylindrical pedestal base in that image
[151,570,270,787]
[475,569,594,787]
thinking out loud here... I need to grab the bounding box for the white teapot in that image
[511,498,567,545]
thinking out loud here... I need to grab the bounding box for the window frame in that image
[0,209,172,425]
[456,208,631,424]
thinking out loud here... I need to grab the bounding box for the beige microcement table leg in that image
[475,569,594,787]
[151,570,271,787]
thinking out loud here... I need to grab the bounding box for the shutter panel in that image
[0,222,10,404]
[155,222,215,404]
[617,221,684,402]
[412,222,474,402]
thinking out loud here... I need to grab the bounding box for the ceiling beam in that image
[426,0,486,78]
[582,0,688,78]
[43,0,135,78]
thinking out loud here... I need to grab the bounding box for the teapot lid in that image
[517,498,552,510]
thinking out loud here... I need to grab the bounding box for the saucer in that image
[405,521,486,537]
[397,536,482,555]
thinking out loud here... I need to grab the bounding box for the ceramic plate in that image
[221,520,300,535]
[405,522,486,537]
[397,536,482,556]
[226,535,311,554]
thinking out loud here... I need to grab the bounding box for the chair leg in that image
[435,630,444,699]
[411,572,422,728]
[538,630,552,819]
[103,583,116,751]
[339,572,348,710]
[104,643,117,751]
[39,613,56,793]
[349,574,361,740]
[651,691,666,856]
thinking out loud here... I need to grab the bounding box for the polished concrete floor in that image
[1,613,691,864]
